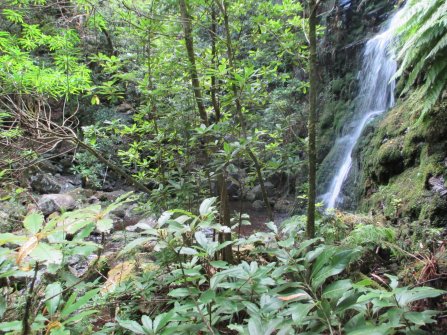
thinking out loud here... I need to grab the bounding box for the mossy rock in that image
[419,194,447,227]
[373,138,404,184]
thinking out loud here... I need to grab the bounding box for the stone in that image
[252,200,264,211]
[30,173,62,194]
[38,194,77,215]
[246,182,275,201]
[95,190,127,202]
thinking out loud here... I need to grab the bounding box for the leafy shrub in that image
[0,197,444,334]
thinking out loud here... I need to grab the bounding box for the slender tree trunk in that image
[217,0,273,220]
[307,0,318,239]
[179,0,209,126]
[180,0,233,262]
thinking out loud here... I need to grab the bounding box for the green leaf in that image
[96,217,113,233]
[199,290,215,304]
[199,197,216,216]
[45,282,63,316]
[168,288,190,298]
[210,260,228,268]
[194,231,208,249]
[24,212,44,235]
[141,315,153,332]
[322,279,352,300]
[0,233,26,246]
[30,242,63,265]
[311,248,360,289]
[60,289,99,318]
[118,237,150,257]
[117,319,145,334]
[177,247,197,255]
[0,320,22,332]
[396,287,445,307]
[346,324,392,335]
[404,310,439,326]
[153,310,174,332]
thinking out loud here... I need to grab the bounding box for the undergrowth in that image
[0,195,445,334]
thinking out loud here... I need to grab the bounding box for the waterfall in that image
[321,7,406,210]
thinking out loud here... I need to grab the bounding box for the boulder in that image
[30,173,62,194]
[38,194,77,215]
[246,182,275,201]
[252,200,264,211]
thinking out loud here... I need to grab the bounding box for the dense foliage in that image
[0,197,445,334]
[395,0,447,114]
[1,0,447,334]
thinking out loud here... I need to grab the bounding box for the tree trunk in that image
[179,0,209,126]
[217,0,273,220]
[180,0,233,262]
[307,0,318,239]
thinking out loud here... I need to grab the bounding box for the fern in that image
[343,224,396,250]
[395,0,447,114]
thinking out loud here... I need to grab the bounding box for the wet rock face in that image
[38,194,77,215]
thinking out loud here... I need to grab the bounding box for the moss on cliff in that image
[358,90,447,227]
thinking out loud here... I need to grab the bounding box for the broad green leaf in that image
[45,282,63,316]
[210,260,228,268]
[177,247,197,255]
[287,303,314,325]
[0,320,22,332]
[194,231,208,249]
[0,233,26,246]
[61,289,99,318]
[96,217,113,233]
[199,290,215,304]
[153,310,174,332]
[346,324,392,335]
[404,310,439,326]
[322,279,352,300]
[396,287,445,307]
[158,211,172,226]
[141,315,153,332]
[311,248,360,289]
[30,242,63,265]
[117,319,145,334]
[168,288,190,298]
[64,309,97,325]
[24,212,44,234]
[199,197,216,216]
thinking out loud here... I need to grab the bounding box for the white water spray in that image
[322,8,406,210]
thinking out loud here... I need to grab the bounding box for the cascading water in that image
[321,7,406,210]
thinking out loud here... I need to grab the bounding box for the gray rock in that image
[30,173,62,194]
[246,182,275,201]
[38,194,77,215]
[252,200,264,211]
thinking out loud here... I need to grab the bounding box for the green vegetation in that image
[1,0,447,334]
[0,198,444,334]
[394,0,447,114]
